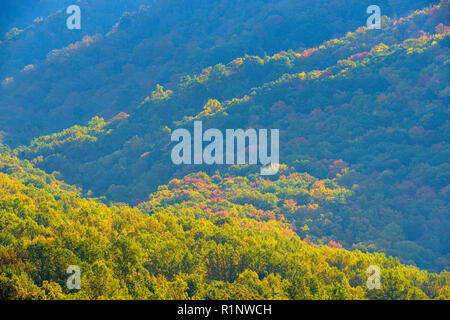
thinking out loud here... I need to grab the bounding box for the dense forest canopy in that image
[0,149,448,299]
[0,0,448,300]
[12,2,450,272]
[0,0,441,144]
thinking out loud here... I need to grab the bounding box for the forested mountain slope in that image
[14,3,450,272]
[0,0,148,38]
[0,149,448,299]
[0,0,154,77]
[0,0,440,144]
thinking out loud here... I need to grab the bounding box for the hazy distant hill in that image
[0,0,439,144]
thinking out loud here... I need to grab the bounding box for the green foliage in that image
[0,0,448,300]
[0,0,441,144]
[15,4,450,271]
[0,153,448,299]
